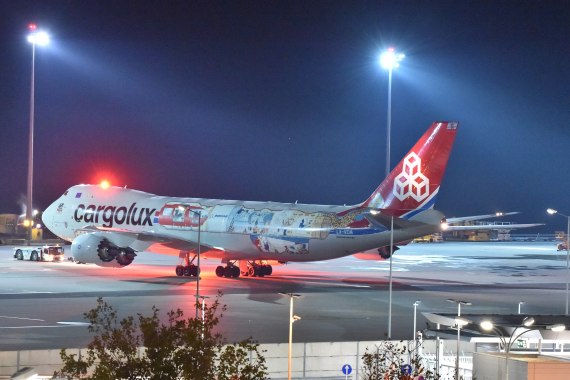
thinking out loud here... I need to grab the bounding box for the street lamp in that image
[447,299,471,380]
[413,300,421,340]
[388,215,394,339]
[26,23,49,242]
[480,316,537,380]
[188,209,202,319]
[280,293,301,380]
[197,295,210,339]
[379,47,405,177]
[547,208,570,315]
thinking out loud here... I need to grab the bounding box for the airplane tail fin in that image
[361,121,458,218]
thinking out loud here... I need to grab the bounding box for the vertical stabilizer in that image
[362,121,458,217]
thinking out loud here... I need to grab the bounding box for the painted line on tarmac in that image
[0,315,45,321]
[0,325,86,329]
[57,322,91,326]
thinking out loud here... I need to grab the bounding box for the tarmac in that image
[0,241,566,351]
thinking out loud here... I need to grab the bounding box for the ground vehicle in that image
[13,245,65,262]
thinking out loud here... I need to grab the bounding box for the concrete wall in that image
[473,352,570,380]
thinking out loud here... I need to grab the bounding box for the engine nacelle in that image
[71,233,137,267]
[378,245,400,259]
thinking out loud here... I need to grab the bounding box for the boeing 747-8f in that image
[42,121,458,278]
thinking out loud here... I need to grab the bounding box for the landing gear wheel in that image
[30,251,39,261]
[247,266,255,277]
[184,265,192,276]
[16,250,23,260]
[215,266,224,277]
[264,265,272,276]
[231,266,240,278]
[175,265,184,277]
[190,265,199,277]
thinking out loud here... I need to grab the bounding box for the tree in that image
[54,293,267,379]
[361,340,440,380]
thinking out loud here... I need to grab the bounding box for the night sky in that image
[1,1,569,232]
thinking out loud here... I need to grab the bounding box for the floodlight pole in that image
[190,210,202,319]
[447,299,471,380]
[25,25,49,243]
[388,216,394,339]
[26,37,36,243]
[413,300,421,340]
[379,47,404,176]
[547,208,570,315]
[280,293,301,380]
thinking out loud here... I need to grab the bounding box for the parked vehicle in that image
[13,245,65,262]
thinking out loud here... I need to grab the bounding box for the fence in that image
[0,339,474,379]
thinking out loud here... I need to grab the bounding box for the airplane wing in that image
[80,225,212,254]
[443,211,543,231]
[445,211,519,224]
[444,223,544,231]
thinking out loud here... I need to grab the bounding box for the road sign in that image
[341,364,352,375]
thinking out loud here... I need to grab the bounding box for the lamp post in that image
[447,299,471,380]
[413,300,421,340]
[518,301,525,315]
[189,209,202,319]
[388,215,394,339]
[197,295,210,339]
[379,47,405,176]
[26,24,49,242]
[480,316,538,380]
[280,293,301,380]
[547,208,570,315]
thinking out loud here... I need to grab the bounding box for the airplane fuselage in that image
[44,184,442,262]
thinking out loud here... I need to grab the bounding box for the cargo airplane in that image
[42,121,458,278]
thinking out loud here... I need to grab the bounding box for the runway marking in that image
[302,281,370,288]
[0,316,44,321]
[0,291,54,295]
[57,322,91,326]
[0,325,85,329]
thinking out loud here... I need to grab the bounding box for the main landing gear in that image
[215,263,240,278]
[214,261,273,278]
[175,250,200,277]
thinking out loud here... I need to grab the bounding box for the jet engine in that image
[71,233,137,267]
[378,245,400,259]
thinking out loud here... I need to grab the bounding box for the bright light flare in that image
[547,208,558,215]
[100,180,111,189]
[480,320,494,331]
[27,30,50,46]
[523,316,535,327]
[380,47,405,70]
[551,324,566,332]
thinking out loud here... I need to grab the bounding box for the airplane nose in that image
[42,202,56,228]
